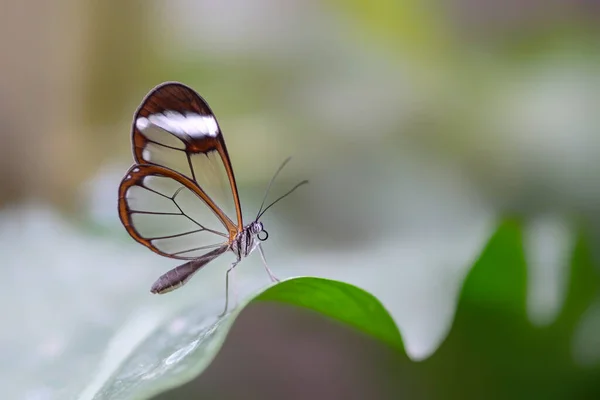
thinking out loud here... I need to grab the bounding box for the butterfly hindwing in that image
[118,164,233,259]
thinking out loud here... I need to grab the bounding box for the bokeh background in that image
[2,1,600,399]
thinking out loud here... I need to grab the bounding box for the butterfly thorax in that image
[231,221,264,258]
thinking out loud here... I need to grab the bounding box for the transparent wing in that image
[118,164,232,260]
[130,82,243,233]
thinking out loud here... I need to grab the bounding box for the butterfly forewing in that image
[131,82,243,232]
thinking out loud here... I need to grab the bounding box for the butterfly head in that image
[250,221,269,241]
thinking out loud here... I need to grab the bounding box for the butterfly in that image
[117,82,307,316]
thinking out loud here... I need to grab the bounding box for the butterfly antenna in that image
[256,157,292,219]
[256,179,309,221]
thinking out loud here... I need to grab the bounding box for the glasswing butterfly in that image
[117,82,307,316]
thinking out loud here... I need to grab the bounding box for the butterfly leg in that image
[219,258,241,318]
[258,243,279,283]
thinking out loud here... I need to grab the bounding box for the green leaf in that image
[420,219,600,399]
[254,277,404,353]
[85,277,403,400]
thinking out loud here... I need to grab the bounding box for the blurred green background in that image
[1,1,599,399]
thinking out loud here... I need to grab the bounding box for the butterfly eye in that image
[257,230,269,241]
